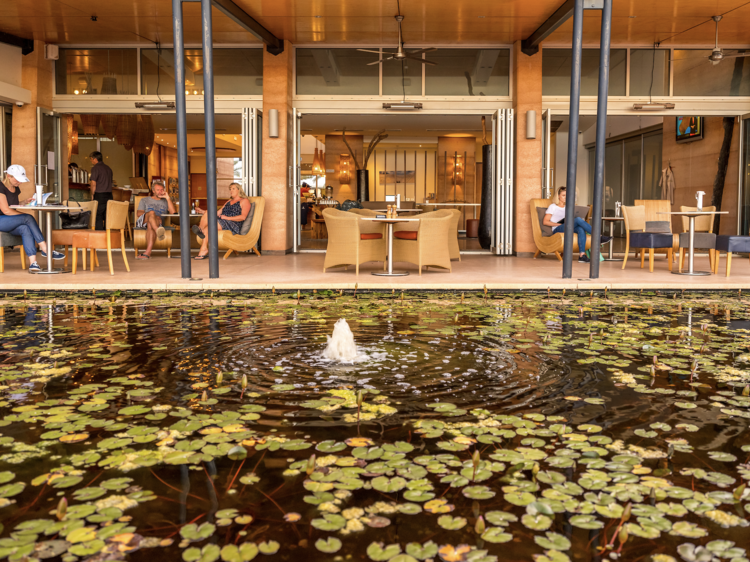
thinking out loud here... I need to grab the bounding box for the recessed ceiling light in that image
[314,15,322,18]
[478,16,486,18]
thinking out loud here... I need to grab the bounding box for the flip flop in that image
[191,225,205,239]
[193,254,208,260]
[136,253,151,260]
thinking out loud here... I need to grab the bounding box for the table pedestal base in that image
[372,270,409,277]
[31,268,71,275]
[671,271,712,276]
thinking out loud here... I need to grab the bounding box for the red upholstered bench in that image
[360,233,382,240]
[394,231,417,240]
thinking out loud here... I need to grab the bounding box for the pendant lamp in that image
[312,147,323,175]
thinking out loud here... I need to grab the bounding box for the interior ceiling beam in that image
[0,31,34,55]
[522,0,604,56]
[209,0,283,55]
[521,0,575,56]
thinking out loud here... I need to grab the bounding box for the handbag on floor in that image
[59,201,91,229]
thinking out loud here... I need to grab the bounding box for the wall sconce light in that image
[268,109,279,138]
[526,110,537,139]
[339,154,351,184]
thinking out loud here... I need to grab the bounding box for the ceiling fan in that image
[357,15,438,66]
[707,15,749,65]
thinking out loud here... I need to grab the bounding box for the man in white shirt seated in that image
[543,187,611,263]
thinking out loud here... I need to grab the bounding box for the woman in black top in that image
[1,165,64,272]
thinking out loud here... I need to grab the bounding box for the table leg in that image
[387,223,393,275]
[673,215,711,276]
[688,216,695,274]
[46,210,53,273]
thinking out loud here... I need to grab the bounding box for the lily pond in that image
[1,290,750,562]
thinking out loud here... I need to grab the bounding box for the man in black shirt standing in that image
[89,151,113,230]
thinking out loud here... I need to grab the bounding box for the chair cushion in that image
[645,221,671,233]
[360,233,382,240]
[0,231,23,247]
[72,231,122,249]
[716,235,750,253]
[239,202,256,236]
[679,232,716,249]
[394,231,417,240]
[630,232,673,249]
[537,207,553,237]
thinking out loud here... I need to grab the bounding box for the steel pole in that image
[201,0,219,278]
[173,0,191,278]
[589,0,612,278]
[562,0,584,278]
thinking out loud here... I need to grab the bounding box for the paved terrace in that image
[0,251,748,291]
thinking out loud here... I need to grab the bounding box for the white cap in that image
[4,165,30,182]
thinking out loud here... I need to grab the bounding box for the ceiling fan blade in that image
[357,49,384,54]
[407,47,437,56]
[404,54,437,65]
[722,52,750,58]
[367,59,385,66]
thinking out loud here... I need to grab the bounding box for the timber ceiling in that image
[1,0,749,48]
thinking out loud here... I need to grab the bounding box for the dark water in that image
[0,291,748,562]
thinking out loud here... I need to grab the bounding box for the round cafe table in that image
[11,204,77,274]
[657,210,727,276]
[360,217,419,276]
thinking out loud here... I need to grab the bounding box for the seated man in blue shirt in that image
[135,180,176,259]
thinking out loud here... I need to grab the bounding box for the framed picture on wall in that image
[676,116,704,143]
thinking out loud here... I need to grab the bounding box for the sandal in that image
[193,254,208,260]
[136,253,151,260]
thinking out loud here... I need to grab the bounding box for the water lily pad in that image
[184,544,221,562]
[481,527,513,543]
[220,543,258,562]
[367,542,401,561]
[462,486,495,500]
[437,515,467,530]
[180,522,216,542]
[311,514,346,531]
[535,532,571,551]
[372,476,407,493]
[258,541,279,555]
[315,537,342,553]
[406,541,438,560]
[522,513,553,531]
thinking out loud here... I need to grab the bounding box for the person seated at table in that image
[134,180,176,260]
[0,165,64,272]
[544,186,611,264]
[191,182,251,260]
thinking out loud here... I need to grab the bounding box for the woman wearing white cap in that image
[1,165,65,272]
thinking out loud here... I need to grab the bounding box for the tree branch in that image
[363,131,388,169]
[341,128,361,170]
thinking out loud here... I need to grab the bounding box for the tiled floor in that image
[0,247,744,291]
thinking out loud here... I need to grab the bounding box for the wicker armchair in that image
[529,198,592,260]
[213,196,265,259]
[72,200,131,275]
[392,213,452,275]
[323,208,386,274]
[51,200,98,268]
[133,195,173,257]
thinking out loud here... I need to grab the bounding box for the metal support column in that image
[589,0,612,278]
[201,0,219,278]
[562,0,584,278]
[173,0,191,278]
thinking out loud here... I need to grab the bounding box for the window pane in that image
[99,137,132,188]
[630,49,669,96]
[542,49,626,96]
[605,143,622,211]
[673,50,750,96]
[425,49,510,96]
[56,49,138,95]
[623,138,641,206]
[296,49,379,95]
[641,133,662,200]
[383,57,422,96]
[141,49,263,96]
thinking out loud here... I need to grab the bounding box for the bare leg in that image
[198,222,223,257]
[143,212,161,256]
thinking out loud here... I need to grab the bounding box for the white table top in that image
[11,205,76,211]
[658,211,728,216]
[361,218,420,223]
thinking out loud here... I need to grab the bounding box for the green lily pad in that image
[180,522,217,542]
[437,515,467,530]
[258,541,279,555]
[481,527,514,543]
[535,532,571,551]
[367,542,401,561]
[522,513,553,531]
[405,541,438,560]
[184,544,221,562]
[462,486,495,500]
[315,538,342,554]
[311,514,346,531]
